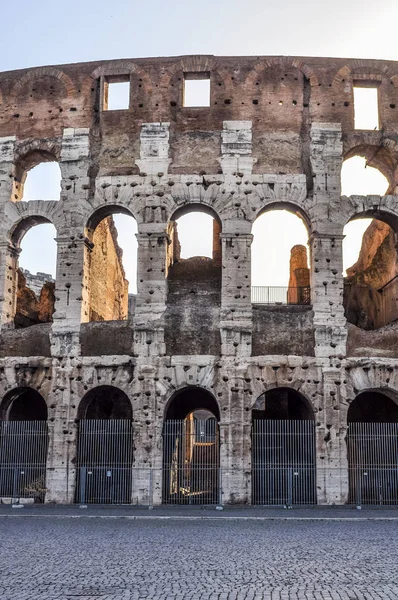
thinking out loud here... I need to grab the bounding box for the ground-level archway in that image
[347,390,398,505]
[75,386,133,504]
[162,387,220,505]
[251,388,316,506]
[0,387,48,503]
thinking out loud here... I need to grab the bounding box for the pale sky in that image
[4,0,396,293]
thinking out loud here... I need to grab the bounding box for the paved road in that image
[0,516,397,599]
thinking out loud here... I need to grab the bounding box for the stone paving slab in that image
[0,516,398,599]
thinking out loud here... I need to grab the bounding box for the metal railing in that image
[347,421,398,505]
[0,421,48,503]
[251,286,311,305]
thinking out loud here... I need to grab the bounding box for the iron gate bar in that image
[162,418,220,505]
[76,419,133,504]
[0,420,48,502]
[251,419,316,506]
[347,421,398,505]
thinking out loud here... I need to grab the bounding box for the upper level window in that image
[103,77,130,110]
[183,72,210,107]
[353,85,379,130]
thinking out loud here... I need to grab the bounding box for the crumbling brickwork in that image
[1,55,398,505]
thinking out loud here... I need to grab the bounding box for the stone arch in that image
[342,197,398,232]
[164,386,220,421]
[251,200,312,234]
[0,387,48,421]
[245,57,319,87]
[169,201,222,225]
[10,67,76,99]
[85,203,138,233]
[252,386,314,420]
[333,60,391,87]
[343,144,397,192]
[90,61,154,95]
[13,140,61,185]
[347,388,398,423]
[8,210,56,247]
[77,385,133,420]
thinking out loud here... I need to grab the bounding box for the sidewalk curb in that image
[1,513,398,521]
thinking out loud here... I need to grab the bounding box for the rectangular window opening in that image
[103,78,130,111]
[353,85,379,130]
[183,73,210,107]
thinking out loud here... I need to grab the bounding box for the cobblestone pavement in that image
[0,516,397,599]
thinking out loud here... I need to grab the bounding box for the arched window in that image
[10,221,57,329]
[347,390,398,505]
[76,385,133,504]
[163,387,220,505]
[86,209,138,322]
[342,156,394,330]
[251,208,310,305]
[21,162,61,201]
[0,388,48,503]
[251,388,316,506]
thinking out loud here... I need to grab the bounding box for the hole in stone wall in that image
[18,162,61,202]
[353,86,379,130]
[87,211,137,322]
[183,73,210,107]
[103,79,130,111]
[16,223,57,329]
[251,210,309,305]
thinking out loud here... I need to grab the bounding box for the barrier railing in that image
[251,286,311,305]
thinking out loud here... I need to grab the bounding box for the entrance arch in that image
[251,388,316,505]
[0,387,48,503]
[75,386,133,504]
[163,387,220,505]
[347,390,398,504]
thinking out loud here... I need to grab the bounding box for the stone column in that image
[309,232,346,358]
[310,123,346,358]
[220,227,253,357]
[133,224,168,358]
[212,219,222,267]
[0,136,16,206]
[51,233,92,356]
[315,368,349,505]
[0,242,19,329]
[45,364,77,504]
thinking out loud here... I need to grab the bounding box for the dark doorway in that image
[76,386,133,504]
[0,388,48,503]
[251,388,316,505]
[347,390,398,505]
[163,388,220,505]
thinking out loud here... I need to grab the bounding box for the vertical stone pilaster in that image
[0,136,16,206]
[316,368,349,505]
[51,235,92,356]
[218,121,257,175]
[135,122,171,175]
[310,123,346,358]
[309,233,347,358]
[0,242,19,329]
[220,231,253,357]
[133,225,168,358]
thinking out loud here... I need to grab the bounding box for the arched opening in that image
[347,390,398,504]
[165,206,222,355]
[0,388,48,503]
[251,388,316,505]
[86,208,138,321]
[342,157,395,330]
[75,385,133,504]
[163,387,220,505]
[12,152,61,202]
[251,208,310,305]
[14,222,57,328]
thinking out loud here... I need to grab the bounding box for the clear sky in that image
[4,0,395,293]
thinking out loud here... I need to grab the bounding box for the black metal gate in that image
[251,419,316,505]
[76,419,133,504]
[162,417,220,504]
[0,421,48,502]
[347,422,398,505]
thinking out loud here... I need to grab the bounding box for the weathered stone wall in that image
[1,55,398,505]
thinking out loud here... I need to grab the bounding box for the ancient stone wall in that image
[1,55,398,505]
